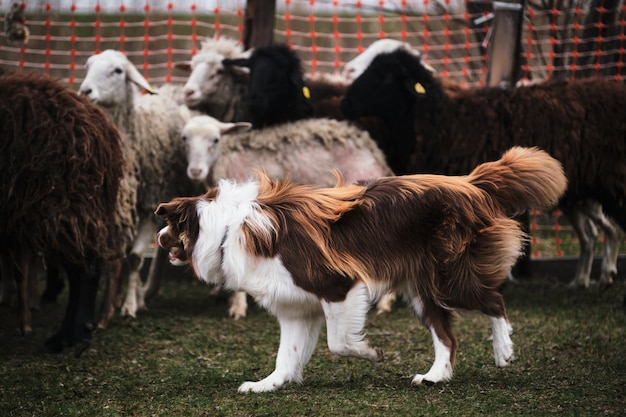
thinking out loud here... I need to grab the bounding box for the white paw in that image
[411,374,438,387]
[120,299,137,318]
[494,343,515,367]
[238,380,282,393]
[411,365,452,387]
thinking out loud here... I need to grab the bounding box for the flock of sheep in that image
[1,36,625,356]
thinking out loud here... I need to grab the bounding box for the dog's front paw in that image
[411,374,437,387]
[238,380,281,393]
[411,362,452,387]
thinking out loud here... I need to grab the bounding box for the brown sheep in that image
[0,71,127,357]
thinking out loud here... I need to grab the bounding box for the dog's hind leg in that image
[480,291,515,367]
[238,311,324,393]
[322,282,384,364]
[409,297,457,386]
[490,315,514,367]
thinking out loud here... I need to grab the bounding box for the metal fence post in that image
[485,0,526,88]
[243,0,276,49]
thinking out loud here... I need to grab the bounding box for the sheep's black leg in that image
[43,264,79,354]
[71,259,101,358]
[41,256,64,303]
[43,259,101,357]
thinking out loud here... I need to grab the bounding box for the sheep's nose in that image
[184,89,195,98]
[78,87,91,96]
[189,168,203,179]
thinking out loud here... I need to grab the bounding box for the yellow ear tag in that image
[302,86,311,99]
[414,83,426,94]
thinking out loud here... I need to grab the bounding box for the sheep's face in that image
[183,54,224,108]
[182,117,222,182]
[341,50,430,123]
[246,56,281,119]
[79,50,156,108]
[182,115,252,183]
[79,51,130,107]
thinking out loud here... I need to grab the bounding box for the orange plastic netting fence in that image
[1,0,624,258]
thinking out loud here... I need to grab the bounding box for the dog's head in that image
[155,194,207,266]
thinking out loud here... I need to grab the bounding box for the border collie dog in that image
[156,146,566,393]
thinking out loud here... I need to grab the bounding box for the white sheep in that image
[182,115,392,185]
[181,114,395,317]
[79,49,199,322]
[177,36,252,122]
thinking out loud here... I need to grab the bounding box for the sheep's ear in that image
[125,61,159,94]
[420,61,436,73]
[174,61,192,72]
[220,121,252,135]
[222,58,251,75]
[222,57,250,68]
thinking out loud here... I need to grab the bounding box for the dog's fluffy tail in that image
[468,146,567,216]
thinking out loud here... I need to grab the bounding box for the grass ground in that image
[1,272,625,417]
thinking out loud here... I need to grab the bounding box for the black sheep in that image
[341,49,626,288]
[0,71,125,356]
[223,43,348,128]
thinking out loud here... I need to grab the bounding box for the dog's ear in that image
[155,202,171,216]
[155,198,201,228]
[155,200,186,217]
